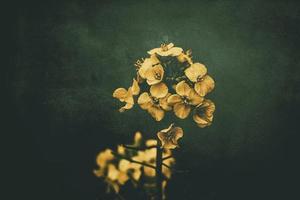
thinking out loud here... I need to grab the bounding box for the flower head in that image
[184,63,207,82]
[194,75,215,97]
[157,123,183,149]
[113,79,140,112]
[148,43,183,57]
[193,99,215,128]
[167,81,203,119]
[144,64,165,85]
[96,149,114,168]
[137,82,171,121]
[137,55,160,79]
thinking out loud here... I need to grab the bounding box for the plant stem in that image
[155,140,163,200]
[112,152,156,169]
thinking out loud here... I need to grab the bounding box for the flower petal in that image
[134,131,143,146]
[137,92,152,110]
[175,81,191,97]
[188,89,204,106]
[113,88,128,101]
[184,63,207,82]
[173,103,191,119]
[146,139,157,147]
[148,105,165,121]
[131,78,140,95]
[138,55,160,78]
[171,127,184,145]
[194,75,215,96]
[167,43,174,49]
[145,64,164,85]
[119,102,134,112]
[168,47,183,56]
[150,82,168,98]
[147,47,161,55]
[159,93,172,111]
[167,94,182,106]
[193,114,213,128]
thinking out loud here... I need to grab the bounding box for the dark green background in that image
[7,0,300,199]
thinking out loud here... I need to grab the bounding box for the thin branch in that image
[112,152,156,169]
[122,144,157,151]
[162,163,189,173]
[162,155,172,161]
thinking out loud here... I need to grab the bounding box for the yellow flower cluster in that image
[113,43,216,127]
[94,132,175,194]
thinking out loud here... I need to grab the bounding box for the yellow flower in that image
[112,79,140,112]
[137,82,171,121]
[118,159,141,182]
[96,149,114,168]
[145,139,157,147]
[106,164,121,193]
[157,123,183,149]
[133,131,142,146]
[177,49,193,64]
[117,145,125,155]
[194,75,215,97]
[193,99,216,128]
[141,148,157,177]
[162,148,175,179]
[137,55,160,79]
[167,81,203,119]
[148,43,183,57]
[184,63,207,82]
[94,149,115,177]
[144,64,165,85]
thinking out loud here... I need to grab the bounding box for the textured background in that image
[7,0,300,199]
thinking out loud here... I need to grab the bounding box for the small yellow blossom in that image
[144,64,165,85]
[137,82,171,121]
[157,123,183,149]
[138,55,160,79]
[184,63,207,82]
[194,75,215,97]
[96,149,114,168]
[145,139,157,147]
[148,43,183,57]
[113,79,140,112]
[117,145,126,155]
[118,159,141,182]
[193,99,216,128]
[133,131,142,146]
[167,81,203,119]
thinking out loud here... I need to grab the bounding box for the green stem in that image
[156,141,163,200]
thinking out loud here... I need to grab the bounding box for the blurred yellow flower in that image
[145,139,157,147]
[94,149,114,177]
[133,131,142,146]
[167,81,203,119]
[148,43,183,57]
[113,79,140,112]
[137,82,171,121]
[193,99,216,128]
[184,63,207,82]
[96,149,114,168]
[157,123,183,149]
[106,164,123,193]
[194,75,215,97]
[118,159,141,182]
[117,145,125,155]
